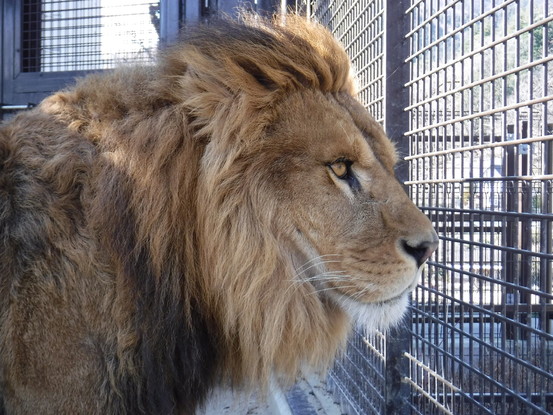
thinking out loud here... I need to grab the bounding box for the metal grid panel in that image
[328,330,387,415]
[310,0,385,123]
[21,0,160,72]
[406,0,553,413]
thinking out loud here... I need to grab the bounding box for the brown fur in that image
[0,15,437,414]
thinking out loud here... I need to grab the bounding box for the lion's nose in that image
[401,233,439,267]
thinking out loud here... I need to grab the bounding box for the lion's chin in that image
[328,290,410,332]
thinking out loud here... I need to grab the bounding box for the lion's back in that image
[0,112,115,413]
[0,111,96,285]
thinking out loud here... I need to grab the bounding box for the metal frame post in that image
[0,0,4,121]
[160,1,181,45]
[384,1,411,414]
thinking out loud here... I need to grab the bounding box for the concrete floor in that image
[200,374,343,415]
[200,388,277,415]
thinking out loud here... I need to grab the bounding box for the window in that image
[1,0,190,114]
[21,1,161,73]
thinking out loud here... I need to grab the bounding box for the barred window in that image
[21,0,160,73]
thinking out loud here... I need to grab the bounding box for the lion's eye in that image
[329,160,348,179]
[328,159,361,191]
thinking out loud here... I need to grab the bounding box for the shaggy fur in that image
[0,15,437,415]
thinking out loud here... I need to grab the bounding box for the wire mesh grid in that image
[406,0,553,413]
[308,0,385,123]
[328,329,387,415]
[21,0,160,72]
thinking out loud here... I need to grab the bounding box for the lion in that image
[0,14,438,415]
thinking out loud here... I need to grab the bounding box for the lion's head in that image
[2,14,437,414]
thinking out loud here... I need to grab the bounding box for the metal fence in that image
[302,0,553,414]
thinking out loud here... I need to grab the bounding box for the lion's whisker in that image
[351,285,375,301]
[293,260,342,279]
[308,283,359,296]
[293,255,341,275]
[284,271,348,297]
[290,271,351,287]
[300,274,348,284]
[285,273,337,293]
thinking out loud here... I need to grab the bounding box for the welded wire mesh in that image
[407,0,553,413]
[308,0,385,123]
[21,0,160,72]
[328,329,387,415]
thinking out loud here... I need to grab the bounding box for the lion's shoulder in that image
[0,112,96,274]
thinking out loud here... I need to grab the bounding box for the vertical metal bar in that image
[384,1,410,414]
[520,120,532,338]
[184,0,201,22]
[0,0,4,122]
[160,1,181,45]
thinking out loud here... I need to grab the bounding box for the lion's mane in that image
[0,15,357,415]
